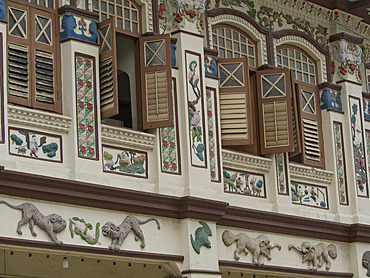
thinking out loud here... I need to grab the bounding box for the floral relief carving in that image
[76,55,97,159]
[160,127,180,173]
[334,122,348,205]
[291,181,328,209]
[276,153,288,195]
[224,168,266,198]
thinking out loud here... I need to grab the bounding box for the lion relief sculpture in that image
[288,242,337,271]
[102,215,160,251]
[0,201,66,245]
[222,230,281,264]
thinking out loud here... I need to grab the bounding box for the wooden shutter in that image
[98,17,119,119]
[289,70,302,157]
[7,1,60,112]
[218,57,252,145]
[257,69,293,154]
[296,82,325,168]
[139,34,173,129]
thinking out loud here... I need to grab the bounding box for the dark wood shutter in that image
[296,82,325,168]
[98,17,119,119]
[139,34,173,129]
[7,1,60,112]
[289,70,301,157]
[256,69,293,154]
[218,57,252,145]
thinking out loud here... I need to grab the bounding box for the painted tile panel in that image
[76,54,98,160]
[223,168,266,198]
[103,145,148,178]
[186,51,206,168]
[291,181,328,209]
[334,122,348,205]
[349,96,368,198]
[276,153,288,195]
[9,127,62,162]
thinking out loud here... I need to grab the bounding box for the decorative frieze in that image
[60,13,97,43]
[191,221,212,254]
[7,106,72,133]
[223,168,266,198]
[349,96,368,197]
[291,181,329,209]
[103,145,148,178]
[320,88,342,111]
[222,149,273,173]
[9,127,62,162]
[75,54,98,160]
[289,163,334,185]
[101,124,155,150]
[334,122,348,205]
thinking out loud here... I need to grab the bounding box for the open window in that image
[7,0,61,113]
[96,1,173,130]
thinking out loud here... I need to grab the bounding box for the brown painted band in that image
[204,47,218,57]
[219,260,353,277]
[337,79,363,86]
[1,169,370,243]
[329,32,363,44]
[0,236,184,262]
[58,6,99,20]
[318,82,342,91]
[182,269,223,275]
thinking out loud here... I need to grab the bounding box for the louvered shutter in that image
[289,70,302,157]
[257,69,293,154]
[139,34,173,129]
[218,57,252,145]
[32,8,59,111]
[98,17,119,119]
[296,82,325,168]
[7,3,31,107]
[7,1,60,112]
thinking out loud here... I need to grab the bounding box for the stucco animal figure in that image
[362,251,370,277]
[222,230,281,264]
[190,221,212,254]
[0,201,66,245]
[116,152,131,171]
[102,215,160,251]
[320,88,334,110]
[288,242,337,270]
[250,177,263,196]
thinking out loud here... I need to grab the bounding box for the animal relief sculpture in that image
[288,242,337,270]
[190,221,212,254]
[102,215,160,251]
[222,230,281,264]
[362,251,370,276]
[0,201,66,245]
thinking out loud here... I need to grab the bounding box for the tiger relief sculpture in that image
[102,215,160,251]
[0,201,66,245]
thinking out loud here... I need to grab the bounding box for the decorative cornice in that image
[222,149,273,174]
[57,6,99,20]
[273,34,328,82]
[318,82,342,91]
[7,106,72,133]
[329,32,364,44]
[289,163,334,185]
[101,124,156,150]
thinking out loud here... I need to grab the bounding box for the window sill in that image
[289,163,334,185]
[222,149,273,173]
[7,105,72,133]
[101,124,156,150]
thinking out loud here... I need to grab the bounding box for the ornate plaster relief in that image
[101,124,155,150]
[289,163,334,185]
[136,0,153,32]
[8,105,72,133]
[207,14,268,65]
[274,35,327,83]
[222,149,272,174]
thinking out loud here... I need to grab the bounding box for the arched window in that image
[212,25,257,67]
[92,0,140,33]
[276,45,317,85]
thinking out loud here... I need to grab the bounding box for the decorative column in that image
[59,7,101,180]
[0,2,6,151]
[329,33,369,222]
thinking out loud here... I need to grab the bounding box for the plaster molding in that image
[139,0,153,32]
[101,124,155,150]
[289,163,334,185]
[273,35,327,82]
[222,149,272,174]
[207,14,268,65]
[7,106,72,133]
